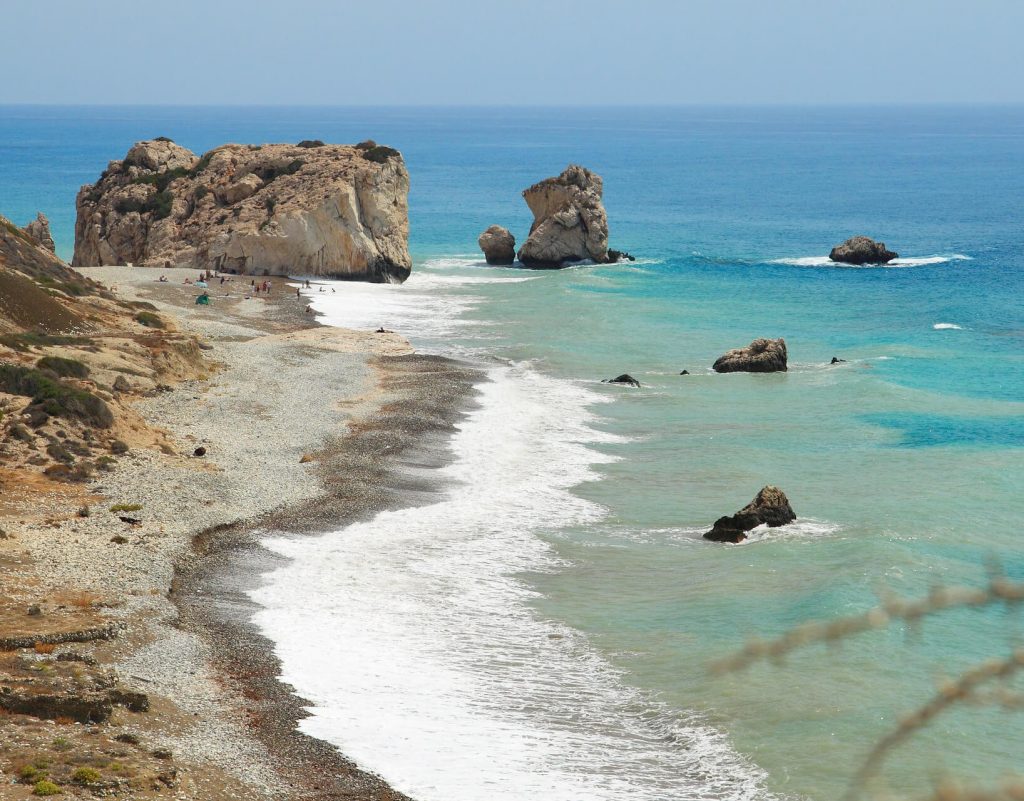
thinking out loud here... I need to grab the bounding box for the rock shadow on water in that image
[862,413,1024,448]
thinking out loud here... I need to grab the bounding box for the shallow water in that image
[3,105,1023,800]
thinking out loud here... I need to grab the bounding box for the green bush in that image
[360,145,400,164]
[188,151,214,177]
[0,363,113,428]
[297,139,325,148]
[256,159,304,183]
[32,780,62,796]
[134,311,165,329]
[71,767,101,785]
[193,184,209,200]
[116,188,175,219]
[36,356,89,379]
[153,136,174,142]
[109,503,142,513]
[131,166,187,193]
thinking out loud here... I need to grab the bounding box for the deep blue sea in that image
[2,105,1023,800]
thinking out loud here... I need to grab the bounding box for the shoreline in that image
[0,264,480,800]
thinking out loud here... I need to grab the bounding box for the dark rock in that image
[608,249,636,263]
[830,356,846,364]
[109,688,150,712]
[829,236,898,265]
[679,370,690,375]
[603,374,641,388]
[704,486,796,543]
[478,225,516,265]
[713,338,787,373]
[193,446,206,457]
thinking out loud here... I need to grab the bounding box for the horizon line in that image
[2,101,1023,110]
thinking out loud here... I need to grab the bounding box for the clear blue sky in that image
[3,0,1022,105]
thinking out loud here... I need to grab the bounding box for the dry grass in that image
[33,642,55,655]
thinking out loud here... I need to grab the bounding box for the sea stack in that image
[704,486,796,543]
[517,165,610,268]
[829,236,898,265]
[713,338,788,373]
[478,225,516,265]
[73,138,412,283]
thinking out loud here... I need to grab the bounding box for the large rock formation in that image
[23,213,55,253]
[713,338,788,373]
[704,486,796,543]
[517,165,610,268]
[478,225,515,265]
[73,138,412,283]
[829,236,898,265]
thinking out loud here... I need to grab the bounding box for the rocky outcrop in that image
[23,213,55,253]
[829,236,898,265]
[713,338,787,373]
[73,138,412,283]
[478,225,516,265]
[603,373,641,388]
[517,165,610,268]
[704,486,796,543]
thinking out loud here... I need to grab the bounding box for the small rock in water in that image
[608,249,636,262]
[679,370,690,375]
[829,236,898,265]
[603,373,641,388]
[830,356,846,364]
[704,486,796,543]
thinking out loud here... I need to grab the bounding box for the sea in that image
[2,105,1023,800]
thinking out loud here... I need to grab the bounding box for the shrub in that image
[71,767,101,786]
[46,443,73,464]
[153,136,174,143]
[297,139,324,148]
[256,159,304,183]
[264,195,277,215]
[134,311,165,329]
[131,166,187,193]
[189,151,214,177]
[36,356,89,379]
[32,780,62,796]
[147,190,174,220]
[0,364,113,428]
[109,503,142,512]
[193,184,209,200]
[77,505,90,517]
[34,642,56,654]
[128,300,158,311]
[114,196,146,214]
[360,144,400,164]
[8,422,33,442]
[110,440,129,454]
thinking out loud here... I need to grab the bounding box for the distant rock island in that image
[73,138,412,283]
[479,164,633,269]
[829,236,898,265]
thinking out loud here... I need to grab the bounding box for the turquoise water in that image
[3,106,1023,799]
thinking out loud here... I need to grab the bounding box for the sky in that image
[2,0,1022,105]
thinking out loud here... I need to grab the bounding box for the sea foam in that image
[772,254,971,268]
[254,268,779,801]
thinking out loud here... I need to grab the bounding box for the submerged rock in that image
[73,138,412,283]
[704,486,796,543]
[603,373,641,388]
[23,212,56,253]
[517,165,610,268]
[478,225,516,265]
[713,338,787,373]
[829,236,898,265]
